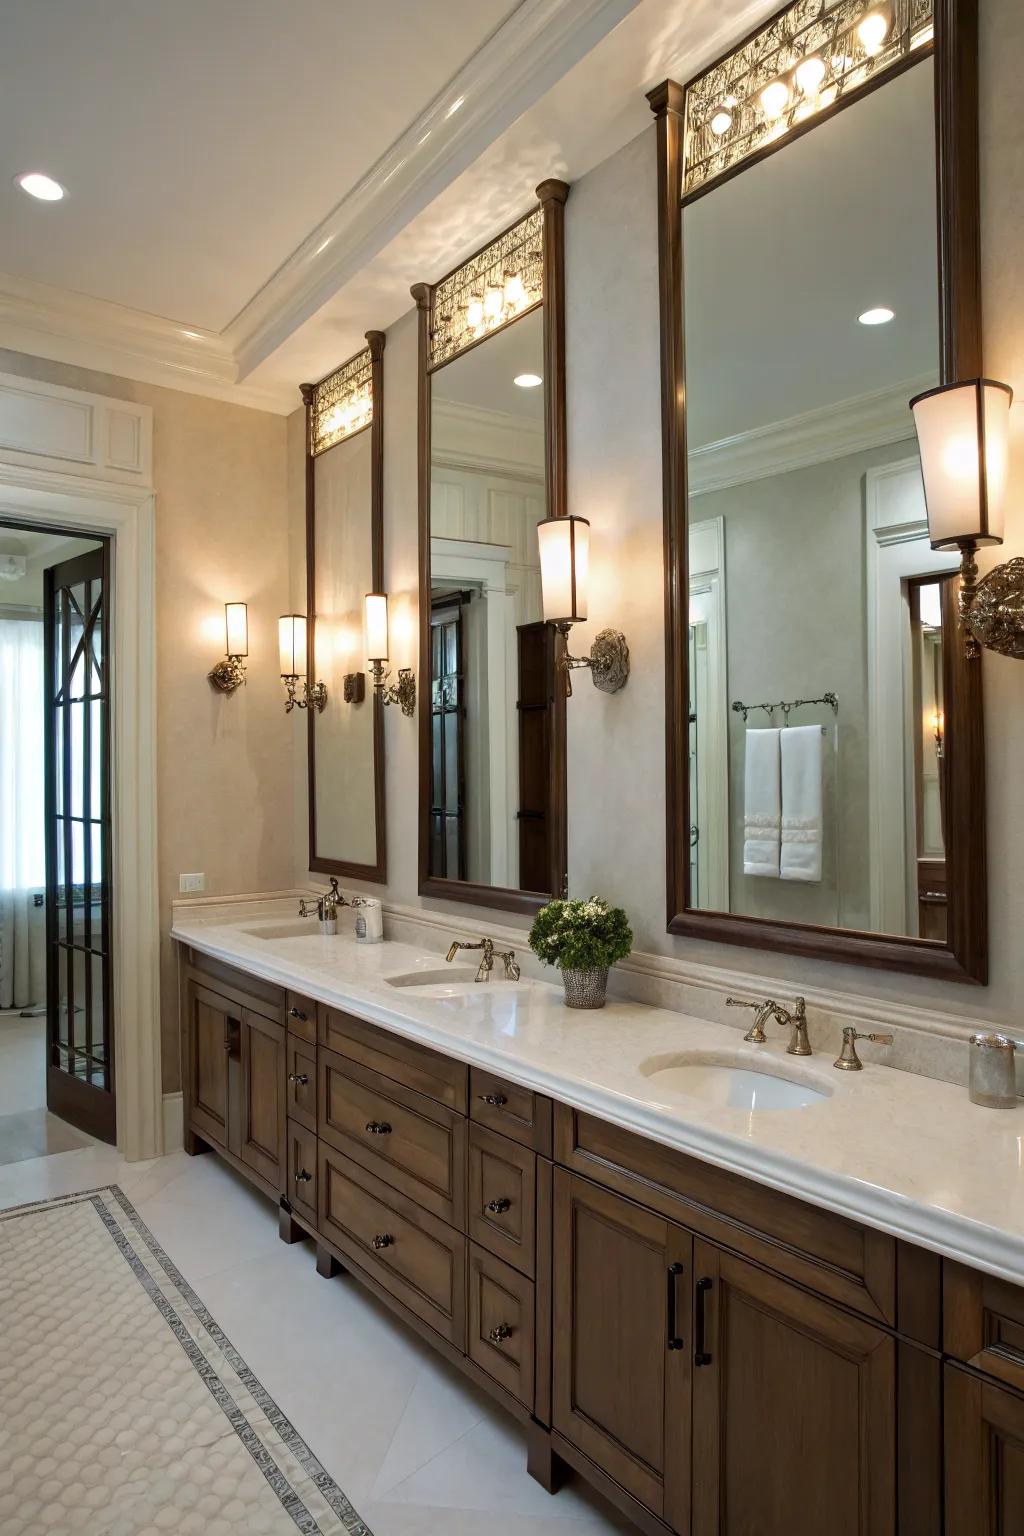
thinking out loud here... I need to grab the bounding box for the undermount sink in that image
[242,921,328,940]
[639,1051,831,1111]
[386,967,482,989]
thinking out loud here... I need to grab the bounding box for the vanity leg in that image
[316,1242,343,1279]
[183,1128,210,1157]
[278,1204,305,1245]
[526,1422,564,1494]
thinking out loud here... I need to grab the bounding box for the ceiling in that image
[0,0,782,411]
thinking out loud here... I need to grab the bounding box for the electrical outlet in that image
[179,873,205,894]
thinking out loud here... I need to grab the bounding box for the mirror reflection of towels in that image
[743,728,780,878]
[780,725,823,883]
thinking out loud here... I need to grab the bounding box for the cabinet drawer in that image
[286,992,317,1044]
[471,1069,552,1155]
[468,1243,535,1411]
[468,1123,536,1277]
[554,1104,895,1326]
[320,1005,467,1111]
[286,1037,316,1131]
[287,1119,317,1227]
[945,1261,1024,1394]
[319,1047,466,1227]
[318,1144,466,1347]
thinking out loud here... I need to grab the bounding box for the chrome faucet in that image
[298,878,348,933]
[446,937,520,983]
[726,995,811,1056]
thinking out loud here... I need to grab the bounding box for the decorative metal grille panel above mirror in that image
[309,347,373,456]
[429,207,544,369]
[683,0,934,200]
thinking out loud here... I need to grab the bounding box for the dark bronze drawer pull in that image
[365,1120,392,1136]
[294,1169,312,1184]
[480,1092,508,1108]
[694,1276,713,1367]
[288,1072,309,1086]
[288,1006,309,1021]
[372,1233,394,1250]
[488,1323,513,1344]
[485,1197,511,1214]
[667,1261,684,1351]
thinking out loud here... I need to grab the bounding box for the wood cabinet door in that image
[238,1008,286,1191]
[186,980,232,1149]
[552,1169,691,1527]
[691,1240,895,1536]
[945,1362,1024,1534]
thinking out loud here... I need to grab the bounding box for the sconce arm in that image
[370,660,416,717]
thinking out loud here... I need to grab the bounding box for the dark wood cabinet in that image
[690,1240,896,1536]
[185,980,232,1150]
[945,1363,1024,1533]
[552,1169,692,1528]
[238,1008,287,1189]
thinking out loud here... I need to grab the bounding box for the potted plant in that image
[528,896,633,1009]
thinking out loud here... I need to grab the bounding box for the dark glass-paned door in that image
[429,598,466,880]
[43,545,115,1143]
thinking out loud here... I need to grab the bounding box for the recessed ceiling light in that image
[16,171,65,202]
[514,373,542,389]
[445,96,465,119]
[858,306,895,326]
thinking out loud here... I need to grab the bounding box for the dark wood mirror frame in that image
[301,330,387,884]
[412,180,570,916]
[650,0,987,983]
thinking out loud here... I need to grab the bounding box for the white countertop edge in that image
[173,922,1024,1287]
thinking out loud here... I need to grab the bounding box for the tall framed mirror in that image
[652,0,986,981]
[412,181,569,914]
[302,332,386,882]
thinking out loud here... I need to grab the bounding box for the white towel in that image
[743,728,781,878]
[780,725,823,883]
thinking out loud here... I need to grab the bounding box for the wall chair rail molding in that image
[301,332,387,884]
[412,180,570,917]
[649,0,987,984]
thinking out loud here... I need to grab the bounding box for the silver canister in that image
[969,1033,1018,1109]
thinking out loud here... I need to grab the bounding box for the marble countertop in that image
[171,903,1024,1285]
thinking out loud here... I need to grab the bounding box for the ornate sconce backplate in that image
[683,0,934,201]
[428,206,544,370]
[309,346,373,456]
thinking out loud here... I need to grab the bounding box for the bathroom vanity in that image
[174,909,1024,1536]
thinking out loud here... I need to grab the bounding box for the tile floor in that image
[0,1013,95,1164]
[0,1138,633,1536]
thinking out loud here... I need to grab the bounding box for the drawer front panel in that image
[468,1122,536,1277]
[318,1144,466,1347]
[320,1006,467,1111]
[287,1119,317,1227]
[468,1243,535,1411]
[945,1261,1024,1394]
[286,1037,317,1131]
[471,1069,552,1155]
[286,992,317,1044]
[319,1048,466,1227]
[554,1104,895,1325]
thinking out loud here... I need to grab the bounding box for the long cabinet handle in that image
[288,1006,309,1021]
[666,1262,684,1351]
[480,1092,508,1108]
[694,1276,713,1367]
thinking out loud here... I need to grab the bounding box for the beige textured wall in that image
[0,350,293,1091]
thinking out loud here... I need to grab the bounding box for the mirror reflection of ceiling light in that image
[795,56,826,95]
[857,10,890,56]
[859,306,895,326]
[16,171,65,201]
[760,80,790,119]
[514,373,542,388]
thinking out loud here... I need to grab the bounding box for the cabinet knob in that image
[488,1323,513,1344]
[485,1197,511,1214]
[294,1169,312,1184]
[365,1120,392,1136]
[372,1233,394,1250]
[288,1072,309,1086]
[288,1006,309,1021]
[480,1092,508,1108]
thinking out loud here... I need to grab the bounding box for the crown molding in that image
[688,372,936,495]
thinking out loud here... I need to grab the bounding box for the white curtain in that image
[0,617,47,1008]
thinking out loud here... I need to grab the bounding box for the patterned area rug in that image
[0,1186,373,1536]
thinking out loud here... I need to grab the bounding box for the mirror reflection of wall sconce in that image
[365,592,416,715]
[278,614,327,712]
[208,602,248,693]
[537,515,630,695]
[930,709,945,758]
[910,378,1022,660]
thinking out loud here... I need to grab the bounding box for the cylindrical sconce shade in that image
[279,614,308,677]
[910,379,1012,549]
[225,602,248,657]
[365,592,389,662]
[538,514,590,624]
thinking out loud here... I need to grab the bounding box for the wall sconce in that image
[207,602,248,693]
[278,614,327,712]
[910,379,1022,659]
[365,592,416,715]
[537,515,630,695]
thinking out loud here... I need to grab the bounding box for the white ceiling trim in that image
[0,0,635,412]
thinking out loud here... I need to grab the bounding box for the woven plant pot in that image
[561,966,609,1009]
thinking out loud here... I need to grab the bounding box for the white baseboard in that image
[162,1091,184,1154]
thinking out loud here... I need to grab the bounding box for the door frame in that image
[0,404,160,1162]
